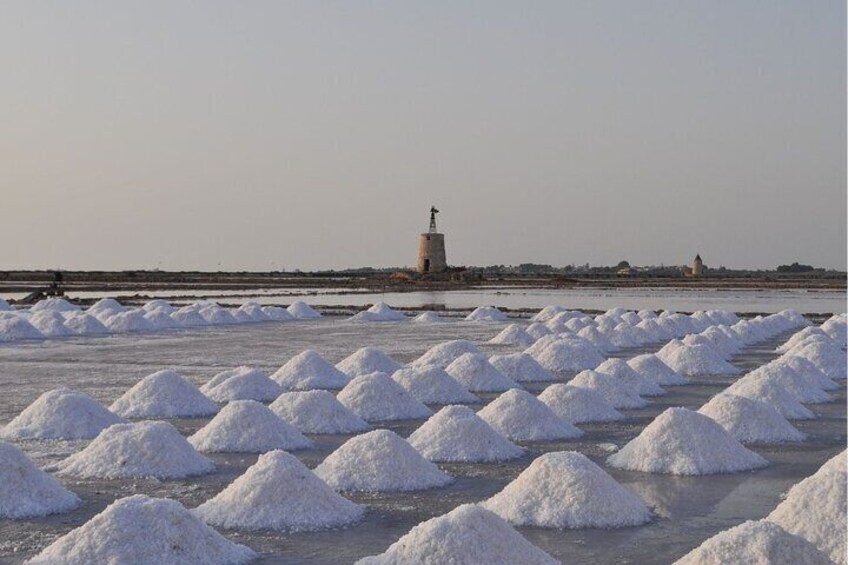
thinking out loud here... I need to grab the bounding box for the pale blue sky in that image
[1,1,845,270]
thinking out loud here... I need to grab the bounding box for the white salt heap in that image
[627,353,689,385]
[489,352,554,382]
[314,429,452,492]
[171,306,209,327]
[63,312,110,335]
[489,324,535,345]
[531,305,569,322]
[746,363,832,404]
[272,350,351,390]
[3,388,124,440]
[526,322,553,339]
[287,300,322,319]
[391,365,479,404]
[141,299,174,313]
[58,420,214,479]
[28,495,256,565]
[568,370,648,409]
[0,316,44,341]
[659,342,740,376]
[596,358,666,396]
[407,405,524,462]
[607,407,768,475]
[698,393,806,444]
[789,340,847,380]
[478,389,583,441]
[413,339,482,368]
[144,308,180,329]
[262,305,295,321]
[110,369,219,418]
[28,311,74,337]
[104,310,157,333]
[194,450,364,532]
[236,301,271,322]
[673,520,833,565]
[189,400,312,453]
[774,355,839,391]
[445,353,518,392]
[482,451,651,529]
[86,298,124,318]
[724,373,816,420]
[0,441,80,519]
[576,326,616,353]
[465,305,508,321]
[349,302,407,322]
[337,372,432,421]
[270,390,370,434]
[336,347,403,377]
[201,366,260,393]
[31,297,80,313]
[537,384,624,424]
[203,367,283,402]
[412,311,443,323]
[777,327,831,353]
[355,504,557,565]
[531,339,606,372]
[767,450,847,564]
[199,304,239,325]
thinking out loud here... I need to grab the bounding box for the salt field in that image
[0,300,845,564]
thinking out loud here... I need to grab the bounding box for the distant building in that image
[417,206,447,273]
[683,254,705,277]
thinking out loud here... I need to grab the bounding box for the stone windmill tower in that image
[417,206,447,273]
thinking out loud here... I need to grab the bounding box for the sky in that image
[1,1,845,271]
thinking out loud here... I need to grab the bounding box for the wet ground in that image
[0,317,844,564]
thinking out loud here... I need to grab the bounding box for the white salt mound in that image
[478,389,583,441]
[698,393,806,444]
[483,451,651,529]
[607,407,768,475]
[63,313,110,335]
[412,311,443,323]
[204,368,283,403]
[355,504,557,565]
[537,384,624,424]
[57,420,214,479]
[489,324,535,346]
[269,390,370,434]
[627,354,689,385]
[336,347,403,377]
[262,305,295,321]
[356,302,406,321]
[3,388,124,440]
[199,304,239,325]
[661,343,740,376]
[287,300,322,319]
[725,373,816,420]
[104,310,157,333]
[29,311,74,337]
[0,316,44,341]
[314,429,452,492]
[747,363,832,404]
[774,355,839,391]
[413,339,482,368]
[0,441,80,519]
[189,400,312,453]
[767,450,847,564]
[790,340,847,380]
[171,306,209,327]
[30,297,80,313]
[201,366,258,393]
[194,450,364,532]
[110,369,219,418]
[673,520,833,565]
[569,370,648,409]
[272,350,351,390]
[526,322,553,339]
[531,305,569,322]
[445,353,518,392]
[465,306,509,322]
[407,405,524,462]
[489,352,554,382]
[532,339,606,372]
[337,372,432,421]
[28,495,255,565]
[143,308,180,329]
[391,365,479,404]
[596,358,666,396]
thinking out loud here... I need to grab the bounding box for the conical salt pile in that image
[391,365,479,404]
[482,451,651,528]
[203,368,283,402]
[660,343,740,376]
[199,304,239,325]
[465,306,508,321]
[595,358,666,396]
[412,311,443,323]
[28,495,256,565]
[607,407,768,475]
[774,355,839,390]
[337,372,432,421]
[336,347,403,377]
[86,298,124,318]
[445,353,518,392]
[0,441,80,519]
[489,324,535,345]
[271,350,351,390]
[314,429,452,492]
[568,370,648,409]
[0,316,44,341]
[767,450,846,564]
[104,310,157,333]
[194,450,364,532]
[286,300,322,319]
[262,305,295,321]
[29,311,74,337]
[351,302,407,321]
[788,340,847,380]
[201,366,257,393]
[747,363,832,404]
[413,339,482,368]
[489,353,554,382]
[673,520,833,565]
[407,405,523,462]
[63,312,110,335]
[537,384,624,424]
[532,339,606,372]
[725,373,816,420]
[171,306,209,327]
[477,389,583,441]
[31,297,80,313]
[526,322,553,340]
[269,390,370,434]
[110,369,219,418]
[3,388,124,440]
[144,308,180,329]
[698,393,806,444]
[189,400,312,453]
[57,421,215,479]
[355,504,557,565]
[627,354,689,385]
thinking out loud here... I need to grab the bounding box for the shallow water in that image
[0,318,844,564]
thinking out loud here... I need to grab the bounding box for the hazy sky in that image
[2,1,845,271]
